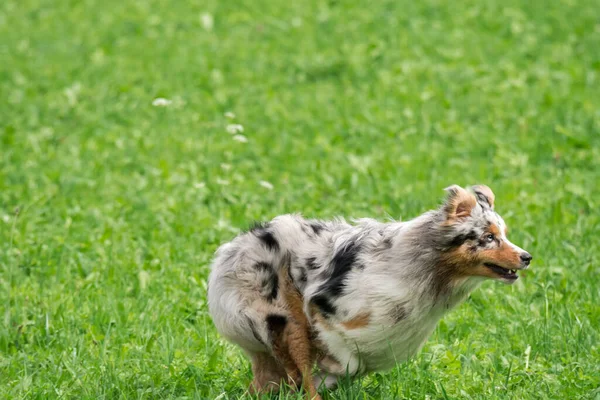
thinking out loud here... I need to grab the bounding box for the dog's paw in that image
[313,371,339,391]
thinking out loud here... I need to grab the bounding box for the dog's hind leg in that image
[248,351,287,395]
[285,319,321,400]
[279,267,321,400]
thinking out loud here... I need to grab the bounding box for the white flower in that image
[233,134,248,143]
[259,180,274,190]
[224,111,235,119]
[64,82,81,106]
[152,98,172,107]
[216,178,230,185]
[226,124,244,134]
[220,163,232,171]
[193,182,206,189]
[200,12,214,31]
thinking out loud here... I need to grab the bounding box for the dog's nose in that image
[520,252,532,265]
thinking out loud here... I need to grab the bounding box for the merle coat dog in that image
[207,185,532,399]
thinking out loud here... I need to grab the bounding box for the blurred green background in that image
[1,0,599,398]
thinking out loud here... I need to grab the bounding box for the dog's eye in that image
[485,234,495,243]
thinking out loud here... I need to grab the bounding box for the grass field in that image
[1,0,600,398]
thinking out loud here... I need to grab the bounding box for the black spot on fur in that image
[391,304,409,324]
[306,257,320,270]
[381,237,393,249]
[265,314,287,346]
[254,261,271,271]
[298,268,307,283]
[449,230,478,247]
[311,294,336,316]
[266,314,287,333]
[310,223,324,235]
[268,274,279,301]
[254,262,278,302]
[256,230,279,252]
[318,240,361,298]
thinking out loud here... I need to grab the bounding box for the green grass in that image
[1,0,599,398]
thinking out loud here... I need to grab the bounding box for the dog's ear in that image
[443,185,477,221]
[471,185,495,209]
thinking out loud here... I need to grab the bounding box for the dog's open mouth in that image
[484,263,518,280]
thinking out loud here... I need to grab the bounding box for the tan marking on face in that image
[489,223,501,237]
[439,245,478,282]
[440,224,521,283]
[340,312,371,330]
[480,242,521,269]
[443,244,476,267]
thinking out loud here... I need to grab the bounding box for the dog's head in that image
[439,184,532,284]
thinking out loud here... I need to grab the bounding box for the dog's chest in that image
[327,282,481,372]
[346,308,443,371]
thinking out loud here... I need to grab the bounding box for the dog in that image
[207,185,532,399]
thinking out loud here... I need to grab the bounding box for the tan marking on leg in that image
[285,319,321,399]
[277,267,322,399]
[309,304,333,331]
[341,312,371,330]
[248,351,286,394]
